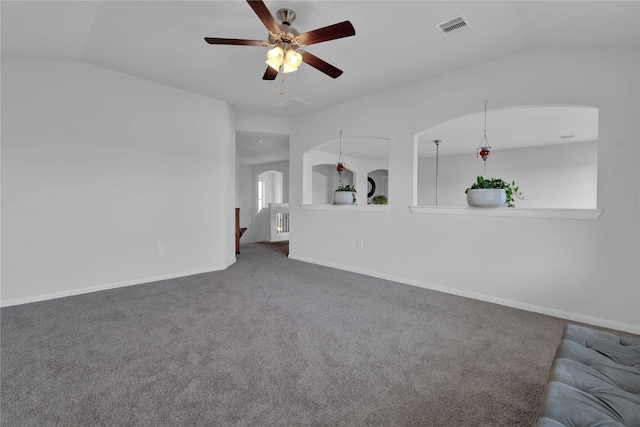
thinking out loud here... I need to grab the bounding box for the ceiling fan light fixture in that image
[265,46,284,70]
[204,0,355,82]
[282,63,298,73]
[283,49,303,73]
[285,50,302,66]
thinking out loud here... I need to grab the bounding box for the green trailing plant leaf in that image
[336,184,356,192]
[465,176,524,208]
[336,184,356,203]
[372,195,388,205]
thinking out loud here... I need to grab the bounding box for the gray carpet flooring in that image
[2,241,574,426]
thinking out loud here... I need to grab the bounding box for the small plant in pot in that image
[371,195,388,205]
[465,176,523,208]
[334,184,357,205]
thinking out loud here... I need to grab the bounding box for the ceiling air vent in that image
[269,98,310,112]
[436,15,470,37]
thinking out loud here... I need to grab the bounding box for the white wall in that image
[237,163,253,228]
[235,114,292,135]
[238,208,271,244]
[312,165,355,204]
[258,170,282,207]
[289,48,640,333]
[237,160,289,228]
[1,60,236,305]
[418,141,598,208]
[312,165,331,204]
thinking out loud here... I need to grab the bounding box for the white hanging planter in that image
[466,189,506,208]
[334,191,355,205]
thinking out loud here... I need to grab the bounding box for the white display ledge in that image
[300,204,390,212]
[409,206,601,220]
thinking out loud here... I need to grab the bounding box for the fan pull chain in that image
[280,74,285,95]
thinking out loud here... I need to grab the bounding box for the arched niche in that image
[367,169,388,204]
[257,170,283,213]
[303,136,389,205]
[312,164,353,204]
[413,105,599,209]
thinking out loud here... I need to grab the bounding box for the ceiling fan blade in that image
[301,52,343,79]
[298,21,355,46]
[204,37,265,47]
[247,0,281,34]
[263,66,278,80]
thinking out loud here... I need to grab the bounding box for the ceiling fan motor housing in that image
[269,28,299,46]
[277,9,296,25]
[269,9,301,47]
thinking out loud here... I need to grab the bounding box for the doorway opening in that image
[257,170,284,213]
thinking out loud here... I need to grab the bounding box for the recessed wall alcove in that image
[303,136,389,206]
[256,170,283,213]
[311,165,354,204]
[413,105,599,211]
[367,169,388,204]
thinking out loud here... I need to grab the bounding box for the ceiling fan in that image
[204,0,355,80]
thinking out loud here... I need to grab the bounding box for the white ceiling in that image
[315,136,390,161]
[236,130,290,165]
[2,1,638,164]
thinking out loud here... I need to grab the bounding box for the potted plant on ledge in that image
[334,184,357,205]
[465,176,523,208]
[372,195,388,205]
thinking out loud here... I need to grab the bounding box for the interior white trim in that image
[409,206,602,220]
[288,253,639,335]
[300,204,390,212]
[0,261,236,308]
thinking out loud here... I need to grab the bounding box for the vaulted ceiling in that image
[2,1,638,164]
[3,1,638,118]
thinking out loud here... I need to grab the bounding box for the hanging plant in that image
[465,176,523,208]
[476,100,492,170]
[336,130,346,178]
[336,184,356,192]
[334,184,356,204]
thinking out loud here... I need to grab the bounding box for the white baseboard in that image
[0,260,235,308]
[288,253,640,336]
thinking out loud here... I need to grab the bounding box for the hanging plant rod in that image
[476,100,492,170]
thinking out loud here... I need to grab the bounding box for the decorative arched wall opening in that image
[256,170,283,213]
[413,105,599,208]
[311,164,354,204]
[367,169,388,204]
[303,136,389,205]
